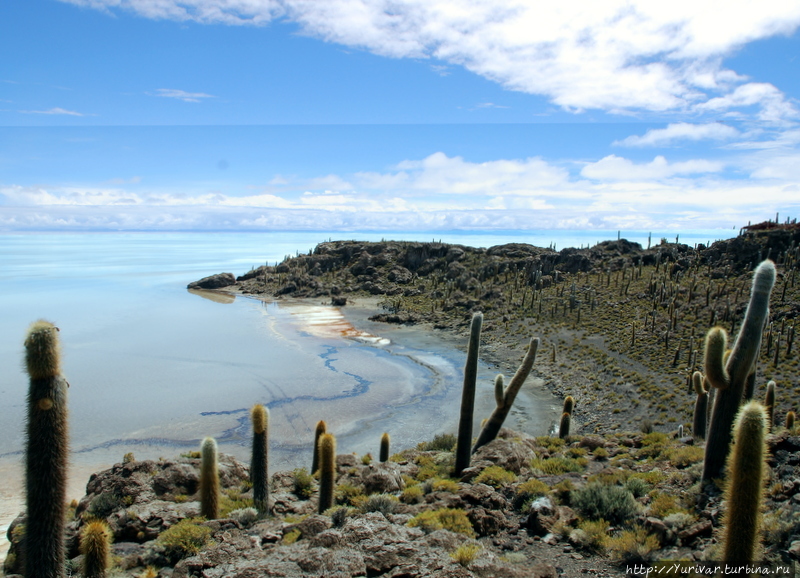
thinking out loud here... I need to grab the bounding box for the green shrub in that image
[647,493,684,517]
[282,529,301,545]
[665,446,704,468]
[450,543,481,567]
[292,468,314,499]
[531,456,587,475]
[535,436,566,452]
[88,493,123,519]
[407,508,475,537]
[572,483,639,525]
[401,485,424,504]
[220,494,253,518]
[514,479,550,510]
[157,518,212,558]
[335,483,365,507]
[417,433,457,452]
[625,477,650,498]
[361,494,399,516]
[552,478,574,505]
[474,466,517,488]
[431,478,460,493]
[570,519,610,552]
[607,526,660,563]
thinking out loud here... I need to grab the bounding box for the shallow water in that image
[0,231,572,551]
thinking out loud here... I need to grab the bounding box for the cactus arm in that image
[472,337,539,454]
[704,327,730,390]
[455,312,482,475]
[312,420,326,475]
[692,371,708,440]
[493,374,505,409]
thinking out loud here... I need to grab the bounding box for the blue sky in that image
[1,0,800,232]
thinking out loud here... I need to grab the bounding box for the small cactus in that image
[702,261,775,482]
[80,520,112,578]
[318,433,336,514]
[692,371,708,440]
[251,404,269,515]
[558,412,571,439]
[721,400,768,564]
[24,320,69,578]
[472,337,539,453]
[764,381,775,432]
[200,437,220,520]
[379,432,390,463]
[455,312,482,475]
[786,410,796,431]
[312,420,326,474]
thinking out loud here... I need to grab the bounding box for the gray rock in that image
[187,272,236,289]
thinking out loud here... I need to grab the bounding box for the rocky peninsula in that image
[5,222,800,577]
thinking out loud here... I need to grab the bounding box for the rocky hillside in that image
[5,427,800,577]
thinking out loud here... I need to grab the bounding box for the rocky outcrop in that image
[187,272,236,290]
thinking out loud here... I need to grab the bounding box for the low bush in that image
[474,466,517,488]
[407,508,475,537]
[157,518,212,559]
[572,483,639,525]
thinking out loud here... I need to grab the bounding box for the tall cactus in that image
[251,404,269,515]
[558,412,571,439]
[786,410,796,432]
[312,420,327,475]
[721,400,768,564]
[24,320,69,578]
[318,433,336,514]
[200,437,220,519]
[80,520,112,578]
[455,312,482,475]
[692,371,708,439]
[379,432,390,463]
[562,395,575,416]
[473,338,540,452]
[702,260,775,482]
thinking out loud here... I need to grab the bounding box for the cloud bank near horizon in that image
[2,150,797,232]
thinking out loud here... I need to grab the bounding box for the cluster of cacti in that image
[251,404,269,515]
[558,395,575,439]
[317,433,336,514]
[79,520,112,578]
[721,400,768,564]
[473,337,540,452]
[702,260,775,482]
[455,312,482,476]
[24,320,69,578]
[200,437,220,519]
[692,371,708,439]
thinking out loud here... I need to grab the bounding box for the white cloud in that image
[19,107,86,116]
[581,155,724,181]
[149,88,215,102]
[615,123,740,147]
[59,0,800,119]
[696,82,799,123]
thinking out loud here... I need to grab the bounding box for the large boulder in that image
[187,272,236,289]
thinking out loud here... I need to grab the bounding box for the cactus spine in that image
[379,432,390,463]
[312,420,327,474]
[764,381,775,432]
[251,404,269,515]
[455,312,482,475]
[24,320,69,578]
[318,433,336,514]
[80,520,112,578]
[200,437,220,519]
[721,400,768,564]
[702,260,775,482]
[692,371,708,439]
[473,337,540,453]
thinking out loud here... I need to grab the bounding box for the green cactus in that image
[312,420,326,475]
[692,371,708,440]
[721,400,768,564]
[251,404,269,515]
[472,338,540,453]
[318,433,336,514]
[379,432,390,463]
[24,320,69,578]
[455,312,482,476]
[558,412,571,439]
[702,260,775,482]
[200,437,220,520]
[80,520,111,578]
[764,381,775,432]
[563,395,575,416]
[786,410,796,432]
